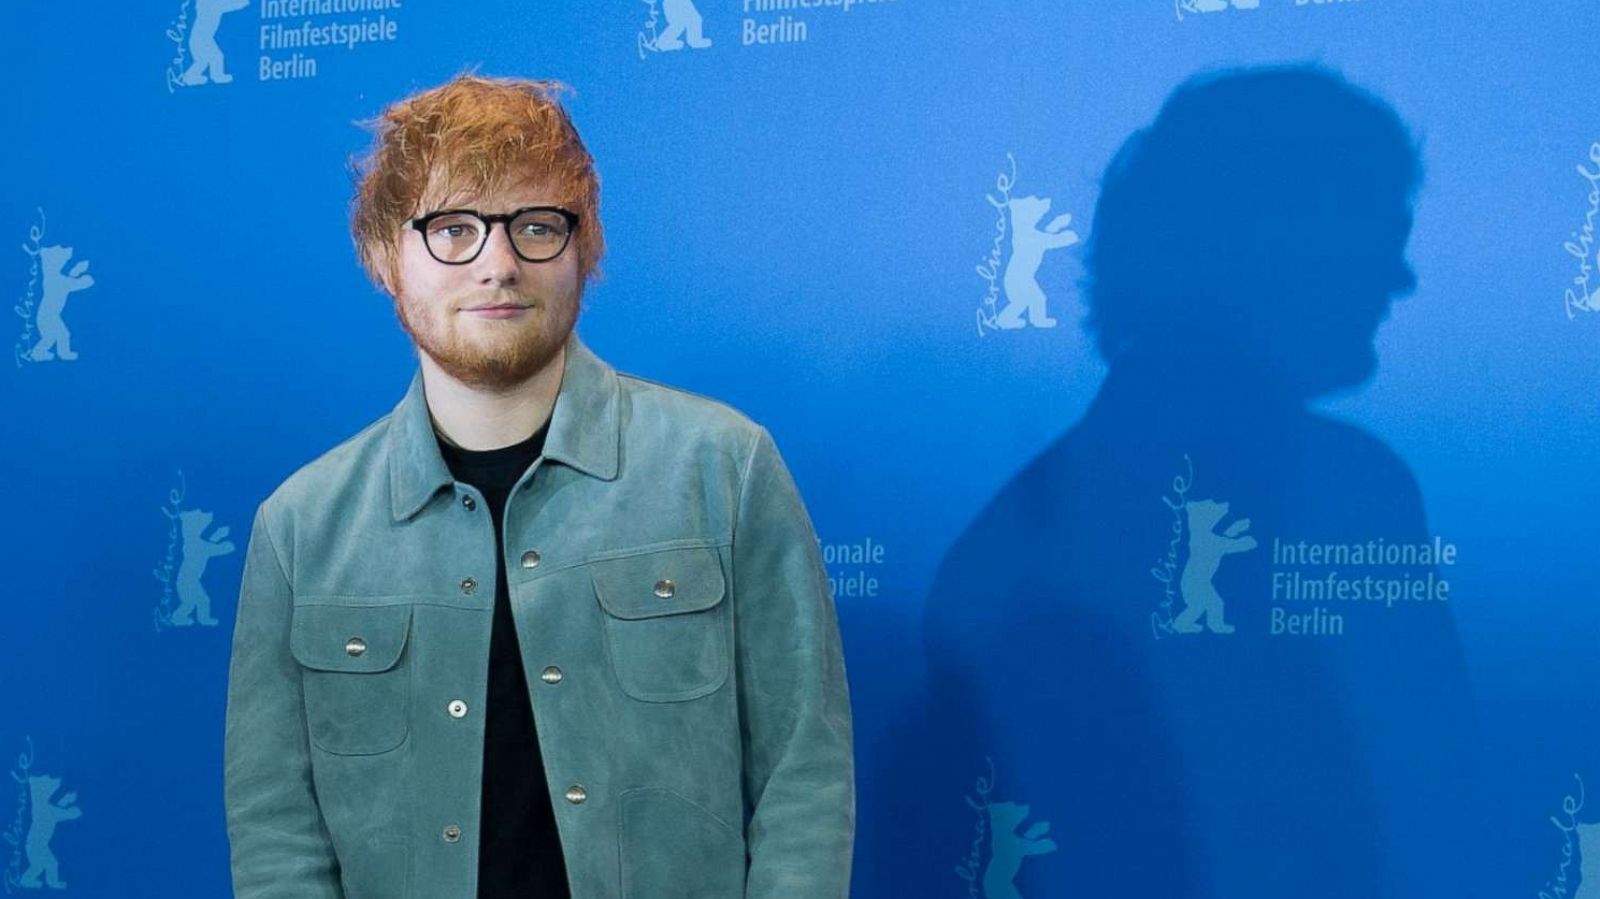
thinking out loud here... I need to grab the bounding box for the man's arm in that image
[732,427,856,898]
[223,503,344,899]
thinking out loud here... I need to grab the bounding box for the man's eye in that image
[520,224,551,237]
[435,223,477,238]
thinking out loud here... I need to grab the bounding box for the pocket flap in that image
[591,546,726,620]
[290,603,413,673]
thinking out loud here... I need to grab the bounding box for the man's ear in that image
[372,241,401,297]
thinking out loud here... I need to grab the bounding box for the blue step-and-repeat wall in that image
[6,1,1600,896]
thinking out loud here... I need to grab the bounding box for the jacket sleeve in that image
[223,502,345,899]
[732,427,856,898]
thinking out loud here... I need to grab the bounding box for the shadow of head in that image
[1084,64,1424,399]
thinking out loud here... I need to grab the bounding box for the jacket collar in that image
[387,330,621,522]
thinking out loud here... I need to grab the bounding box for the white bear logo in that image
[994,195,1079,330]
[1176,0,1259,20]
[657,0,712,50]
[983,801,1057,899]
[16,774,81,890]
[1576,821,1600,899]
[169,509,235,627]
[27,245,94,363]
[1170,498,1257,635]
[640,0,712,56]
[179,0,251,86]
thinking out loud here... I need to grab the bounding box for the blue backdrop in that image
[5,1,1600,896]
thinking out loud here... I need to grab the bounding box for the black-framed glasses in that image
[407,206,580,264]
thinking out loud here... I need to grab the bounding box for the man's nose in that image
[472,223,520,284]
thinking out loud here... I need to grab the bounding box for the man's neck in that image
[420,343,565,451]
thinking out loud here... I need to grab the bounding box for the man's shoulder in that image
[259,411,395,522]
[614,369,767,454]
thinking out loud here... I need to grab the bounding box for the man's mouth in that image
[464,303,531,311]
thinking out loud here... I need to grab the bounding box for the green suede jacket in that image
[222,331,855,898]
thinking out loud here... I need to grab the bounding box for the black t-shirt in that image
[436,418,571,899]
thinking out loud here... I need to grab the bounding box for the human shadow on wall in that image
[898,64,1487,899]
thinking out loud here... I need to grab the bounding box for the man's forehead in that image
[419,170,564,212]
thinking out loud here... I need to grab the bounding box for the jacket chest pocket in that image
[289,603,414,755]
[591,546,730,702]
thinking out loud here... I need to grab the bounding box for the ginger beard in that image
[391,277,582,393]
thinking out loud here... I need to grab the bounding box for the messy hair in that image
[348,69,605,294]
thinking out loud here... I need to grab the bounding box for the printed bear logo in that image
[1182,0,1260,14]
[27,245,94,362]
[179,0,251,86]
[1577,821,1600,899]
[18,774,81,890]
[1170,498,1257,635]
[654,0,713,50]
[995,195,1079,330]
[983,801,1057,899]
[169,509,235,627]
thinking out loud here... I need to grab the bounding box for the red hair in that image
[348,69,605,293]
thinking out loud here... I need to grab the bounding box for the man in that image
[222,72,855,899]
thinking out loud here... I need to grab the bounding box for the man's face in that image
[387,177,583,392]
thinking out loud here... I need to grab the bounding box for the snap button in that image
[447,699,468,718]
[345,637,367,657]
[654,578,675,599]
[442,824,461,843]
[460,576,477,594]
[540,666,563,684]
[564,784,587,804]
[461,495,476,511]
[521,550,541,569]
